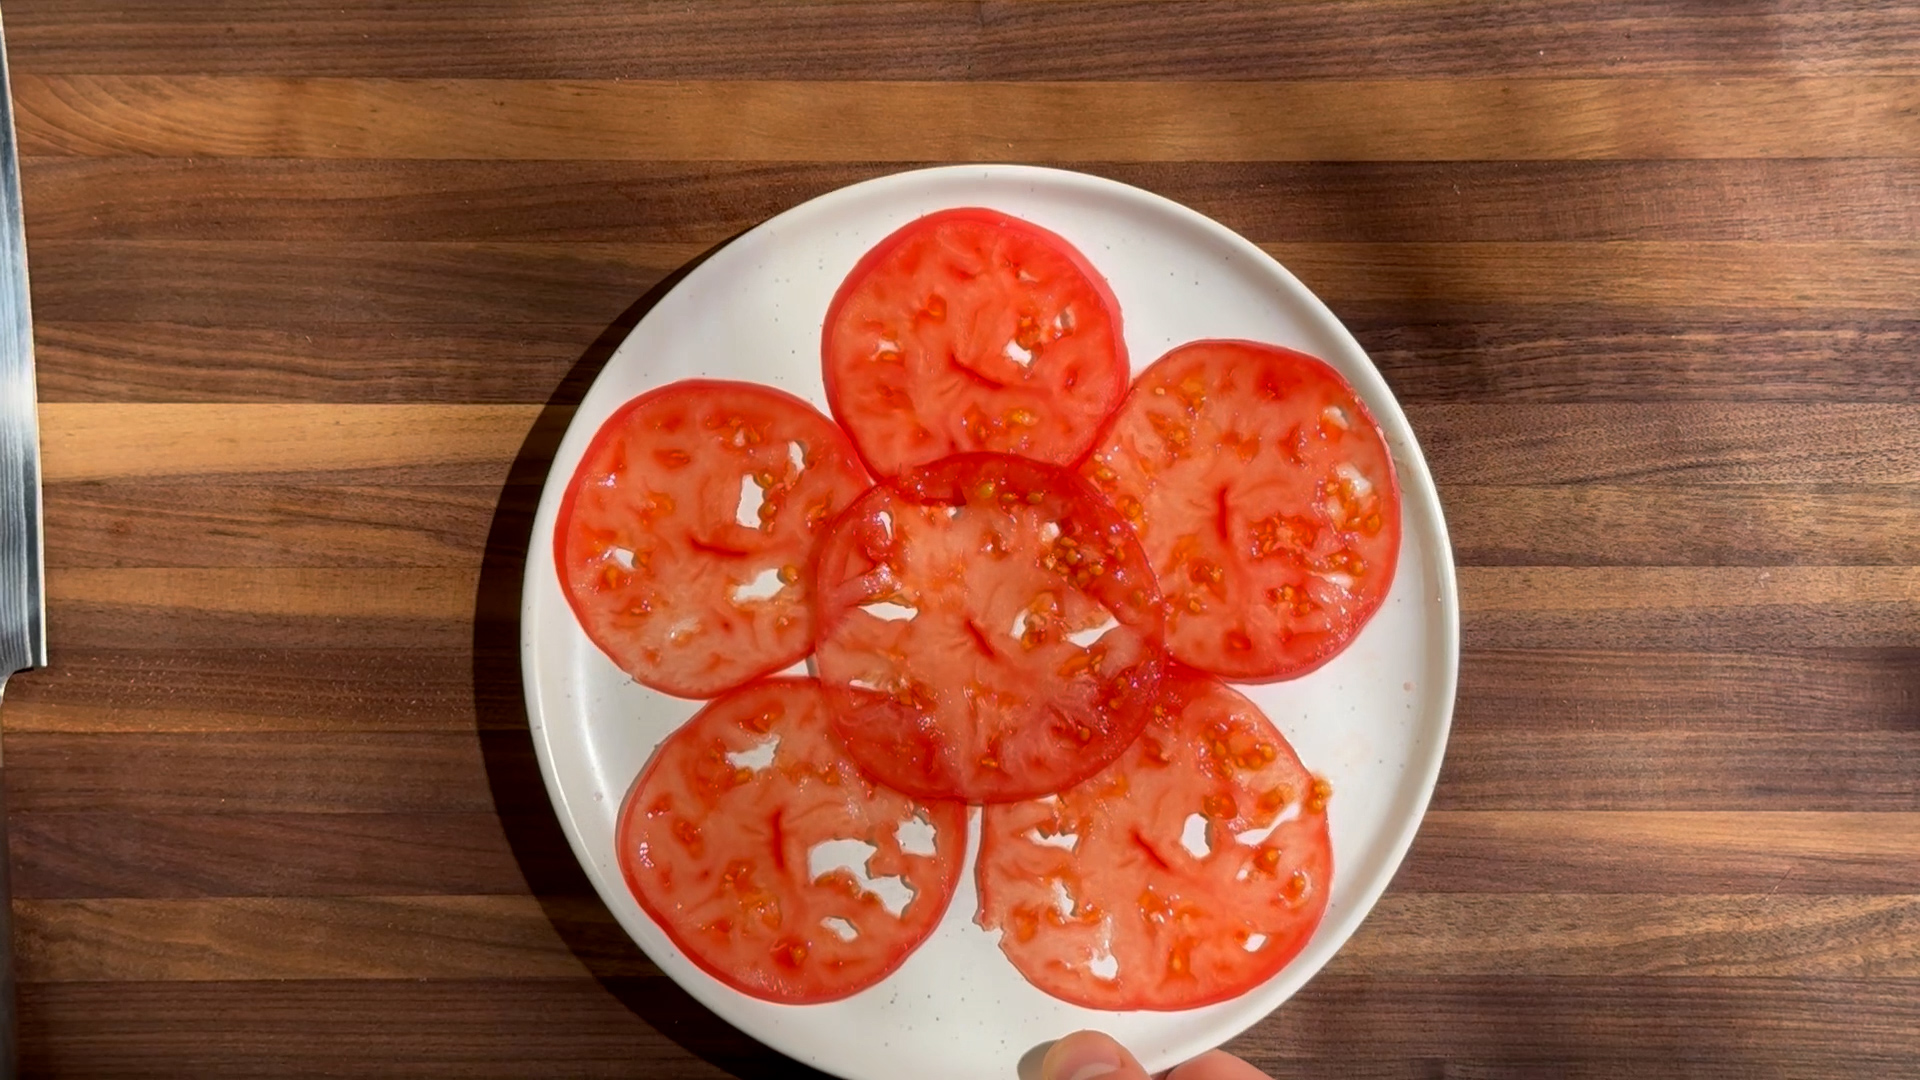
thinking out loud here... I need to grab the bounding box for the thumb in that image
[1039,1030,1153,1080]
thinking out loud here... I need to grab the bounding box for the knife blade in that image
[0,6,49,1076]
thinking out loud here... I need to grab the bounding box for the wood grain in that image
[14,896,654,981]
[33,400,1920,489]
[33,316,1920,405]
[18,77,1920,161]
[7,646,1913,736]
[11,810,1917,901]
[1399,812,1920,894]
[18,892,1920,982]
[42,480,1920,569]
[20,977,1920,1080]
[12,1,1920,80]
[11,1,1918,1076]
[22,160,1920,243]
[8,812,564,899]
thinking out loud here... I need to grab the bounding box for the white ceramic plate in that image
[523,165,1458,1080]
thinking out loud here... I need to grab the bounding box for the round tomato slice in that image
[617,677,968,1004]
[976,668,1333,1011]
[813,453,1166,803]
[1084,340,1402,681]
[555,380,869,699]
[822,208,1129,479]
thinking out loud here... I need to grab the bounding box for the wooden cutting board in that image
[5,2,1917,1076]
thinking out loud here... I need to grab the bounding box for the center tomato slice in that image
[822,208,1130,479]
[813,453,1167,804]
[976,668,1333,1011]
[617,677,968,1004]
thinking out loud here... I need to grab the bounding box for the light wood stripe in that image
[1405,812,1920,893]
[40,404,539,482]
[1271,242,1920,312]
[1460,567,1920,612]
[16,76,1920,160]
[14,896,657,982]
[20,894,1918,981]
[1333,895,1920,977]
[47,568,479,620]
[40,403,1920,485]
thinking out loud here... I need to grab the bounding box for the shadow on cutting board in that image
[470,233,832,1080]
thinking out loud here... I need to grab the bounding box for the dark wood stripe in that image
[10,713,1917,817]
[26,240,1920,330]
[1458,649,1920,736]
[1361,318,1920,405]
[41,479,1920,569]
[16,978,811,1079]
[28,242,679,326]
[34,317,1920,406]
[4,648,519,734]
[14,896,654,982]
[10,1,1919,80]
[22,976,1917,1079]
[2,733,546,815]
[17,77,1920,161]
[44,568,502,650]
[1399,812,1920,894]
[1445,485,1920,567]
[23,160,1920,243]
[11,645,1912,737]
[1417,404,1920,484]
[1433,731,1920,811]
[34,321,603,404]
[9,812,585,900]
[16,809,1916,900]
[44,482,505,569]
[1239,976,1920,1077]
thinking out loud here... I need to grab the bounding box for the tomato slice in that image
[617,677,968,1003]
[976,668,1332,1010]
[555,380,870,699]
[813,452,1166,803]
[1084,340,1402,681]
[822,208,1130,479]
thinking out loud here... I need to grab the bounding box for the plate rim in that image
[520,162,1460,1077]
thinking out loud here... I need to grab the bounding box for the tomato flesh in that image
[813,453,1166,803]
[1084,340,1401,681]
[823,208,1129,479]
[556,380,869,698]
[976,668,1333,1010]
[617,677,967,1003]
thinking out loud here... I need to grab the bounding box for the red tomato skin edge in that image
[819,207,1131,479]
[613,680,967,1005]
[1089,339,1405,684]
[551,379,870,701]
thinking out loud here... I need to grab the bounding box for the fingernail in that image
[1043,1032,1125,1080]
